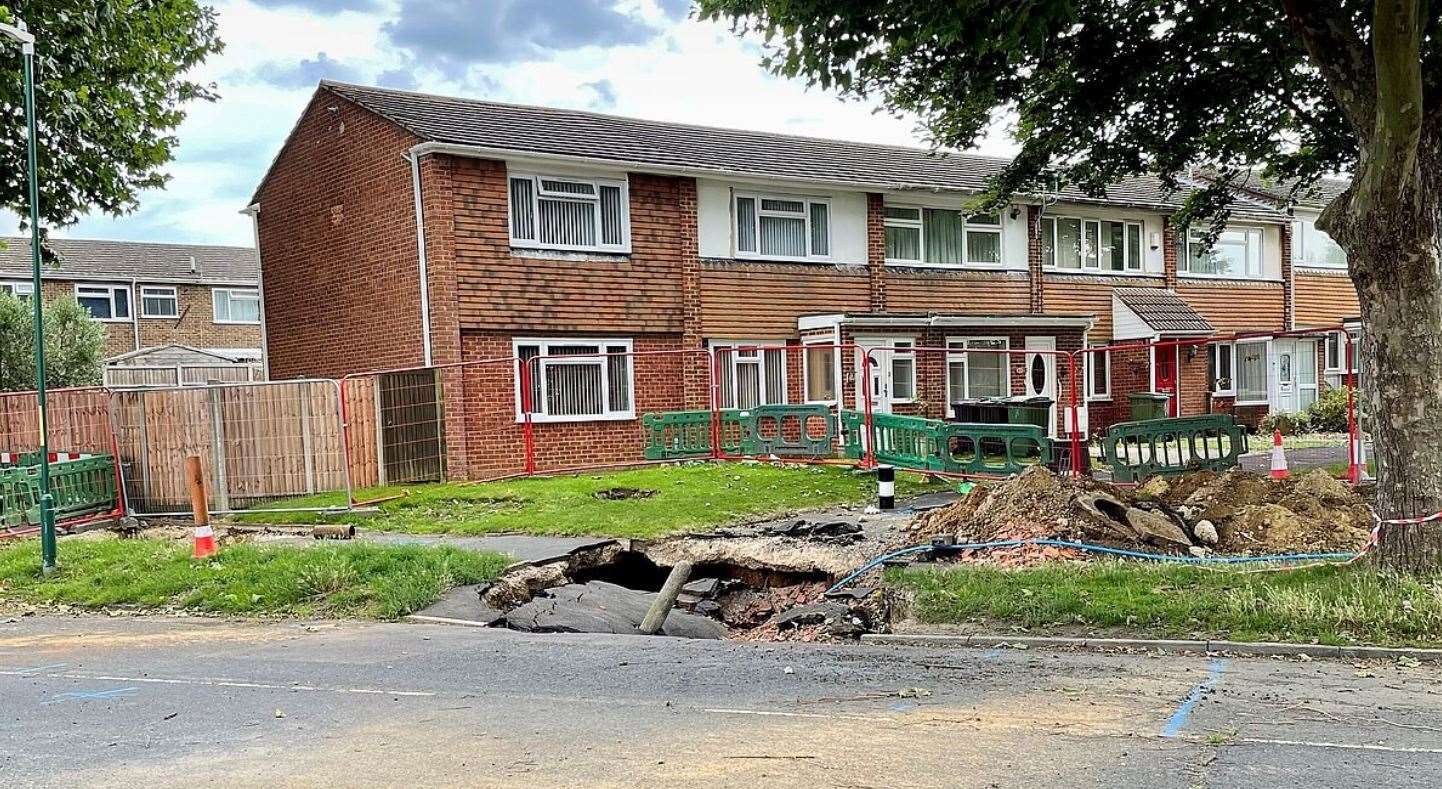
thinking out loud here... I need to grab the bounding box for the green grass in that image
[1245,433,1350,453]
[891,561,1442,648]
[0,538,509,619]
[236,462,949,539]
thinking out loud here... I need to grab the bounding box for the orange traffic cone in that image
[193,523,217,559]
[1269,429,1290,479]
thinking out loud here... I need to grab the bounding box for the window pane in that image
[966,228,1001,264]
[509,177,535,240]
[113,288,130,319]
[1041,218,1055,266]
[764,349,785,404]
[1103,221,1125,271]
[538,198,597,247]
[599,185,624,246]
[539,179,596,196]
[736,197,757,253]
[546,362,604,416]
[1126,224,1142,269]
[891,356,915,399]
[760,198,804,213]
[517,346,541,411]
[1083,221,1100,268]
[79,295,113,319]
[606,345,630,412]
[923,208,965,265]
[1056,218,1081,268]
[1236,342,1267,401]
[968,213,1000,226]
[716,348,736,408]
[143,291,177,317]
[1090,347,1109,395]
[884,206,920,221]
[736,360,761,408]
[230,294,259,323]
[947,359,966,403]
[809,203,829,256]
[759,215,807,257]
[1299,220,1347,267]
[805,346,836,401]
[969,352,1005,397]
[886,225,921,261]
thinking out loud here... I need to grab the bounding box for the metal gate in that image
[377,370,444,484]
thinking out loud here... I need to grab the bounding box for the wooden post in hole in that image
[186,455,208,527]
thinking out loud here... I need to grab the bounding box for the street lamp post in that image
[2,18,56,574]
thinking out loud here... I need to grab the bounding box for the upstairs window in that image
[140,286,179,318]
[1041,216,1143,272]
[213,288,260,324]
[735,192,830,260]
[884,205,1003,266]
[515,339,634,422]
[509,173,629,253]
[1184,227,1264,278]
[0,281,33,302]
[1295,219,1347,268]
[76,284,130,321]
[1324,330,1360,374]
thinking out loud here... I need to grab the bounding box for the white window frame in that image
[212,288,261,325]
[1183,226,1265,279]
[1210,342,1236,396]
[1,280,34,300]
[74,284,131,322]
[885,339,917,404]
[801,337,840,405]
[507,171,631,254]
[512,337,636,423]
[1040,215,1145,274]
[1085,344,1111,401]
[139,285,179,319]
[710,340,789,408]
[883,203,1006,268]
[734,191,832,262]
[945,336,1012,402]
[1324,330,1360,375]
[1293,218,1347,269]
[1233,339,1269,405]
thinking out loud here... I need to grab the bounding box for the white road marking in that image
[1235,736,1442,755]
[704,707,893,723]
[0,668,435,697]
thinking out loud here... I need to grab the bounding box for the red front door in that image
[1155,347,1178,417]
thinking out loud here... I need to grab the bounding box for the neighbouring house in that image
[250,81,1362,480]
[0,237,264,386]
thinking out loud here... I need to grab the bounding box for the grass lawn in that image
[0,538,509,620]
[237,462,950,539]
[1244,433,1350,453]
[891,561,1442,648]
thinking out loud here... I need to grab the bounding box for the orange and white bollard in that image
[1269,429,1290,480]
[193,523,217,559]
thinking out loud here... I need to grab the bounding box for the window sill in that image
[91,317,132,323]
[886,262,1022,272]
[512,247,631,262]
[1177,273,1283,284]
[1210,391,1236,399]
[515,412,636,424]
[1086,396,1112,403]
[735,253,835,265]
[141,314,179,320]
[1295,264,1349,273]
[1234,399,1269,407]
[1043,268,1158,278]
[214,320,261,326]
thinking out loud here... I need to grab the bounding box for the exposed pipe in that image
[242,203,271,380]
[407,152,434,367]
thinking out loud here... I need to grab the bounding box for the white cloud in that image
[10,0,1018,247]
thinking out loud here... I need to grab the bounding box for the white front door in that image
[1271,339,1318,413]
[1024,336,1057,436]
[853,336,893,415]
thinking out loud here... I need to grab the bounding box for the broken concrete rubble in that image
[498,581,727,639]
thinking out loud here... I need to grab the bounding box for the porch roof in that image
[797,312,1095,331]
[1113,288,1213,336]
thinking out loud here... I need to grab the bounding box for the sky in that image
[9,0,1018,248]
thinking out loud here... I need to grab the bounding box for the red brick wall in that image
[865,193,887,311]
[256,89,427,380]
[35,280,261,359]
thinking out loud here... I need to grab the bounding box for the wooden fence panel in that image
[343,377,380,490]
[0,388,112,455]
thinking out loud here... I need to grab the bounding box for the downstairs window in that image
[515,339,634,422]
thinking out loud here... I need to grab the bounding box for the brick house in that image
[251,81,1360,479]
[0,237,264,385]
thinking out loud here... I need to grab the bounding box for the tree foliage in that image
[0,293,105,392]
[0,1,223,232]
[696,0,1440,223]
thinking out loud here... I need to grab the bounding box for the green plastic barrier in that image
[1101,414,1245,483]
[0,454,118,528]
[841,411,1051,476]
[642,410,744,460]
[739,404,836,457]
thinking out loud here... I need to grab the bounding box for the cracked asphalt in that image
[2,615,1440,787]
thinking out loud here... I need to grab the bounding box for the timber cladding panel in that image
[1040,273,1166,340]
[699,261,870,336]
[447,156,689,334]
[883,270,1031,314]
[256,90,427,380]
[1294,269,1360,327]
[1175,279,1286,335]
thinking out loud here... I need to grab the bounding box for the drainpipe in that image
[130,277,140,352]
[407,151,434,367]
[242,203,270,380]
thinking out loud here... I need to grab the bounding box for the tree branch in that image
[1278,0,1377,133]
[1361,0,1426,203]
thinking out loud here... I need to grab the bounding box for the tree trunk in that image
[1325,143,1442,573]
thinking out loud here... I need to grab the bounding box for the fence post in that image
[1345,334,1361,484]
[300,383,316,494]
[709,348,722,460]
[432,368,448,480]
[1068,349,1083,478]
[520,358,536,475]
[861,348,876,469]
[208,387,230,512]
[373,377,388,487]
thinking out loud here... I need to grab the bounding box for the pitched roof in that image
[1232,172,1351,209]
[0,237,258,285]
[1114,287,1214,335]
[314,81,1288,221]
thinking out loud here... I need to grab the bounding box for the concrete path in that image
[2,615,1439,787]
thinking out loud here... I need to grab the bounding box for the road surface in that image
[2,615,1439,787]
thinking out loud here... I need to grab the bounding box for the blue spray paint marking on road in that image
[1162,658,1229,738]
[12,662,68,676]
[43,687,138,705]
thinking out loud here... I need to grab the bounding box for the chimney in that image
[189,255,197,274]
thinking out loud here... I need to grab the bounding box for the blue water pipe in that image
[825,539,1359,596]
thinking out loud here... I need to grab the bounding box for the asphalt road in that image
[2,615,1440,788]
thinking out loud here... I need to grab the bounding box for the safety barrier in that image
[1101,414,1245,483]
[643,409,741,460]
[0,454,118,528]
[840,411,1051,476]
[738,404,836,457]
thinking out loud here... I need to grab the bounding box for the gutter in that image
[407,151,434,367]
[241,203,271,380]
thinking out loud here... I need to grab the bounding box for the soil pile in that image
[912,466,1372,563]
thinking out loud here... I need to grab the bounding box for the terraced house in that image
[251,82,1361,478]
[0,238,264,387]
